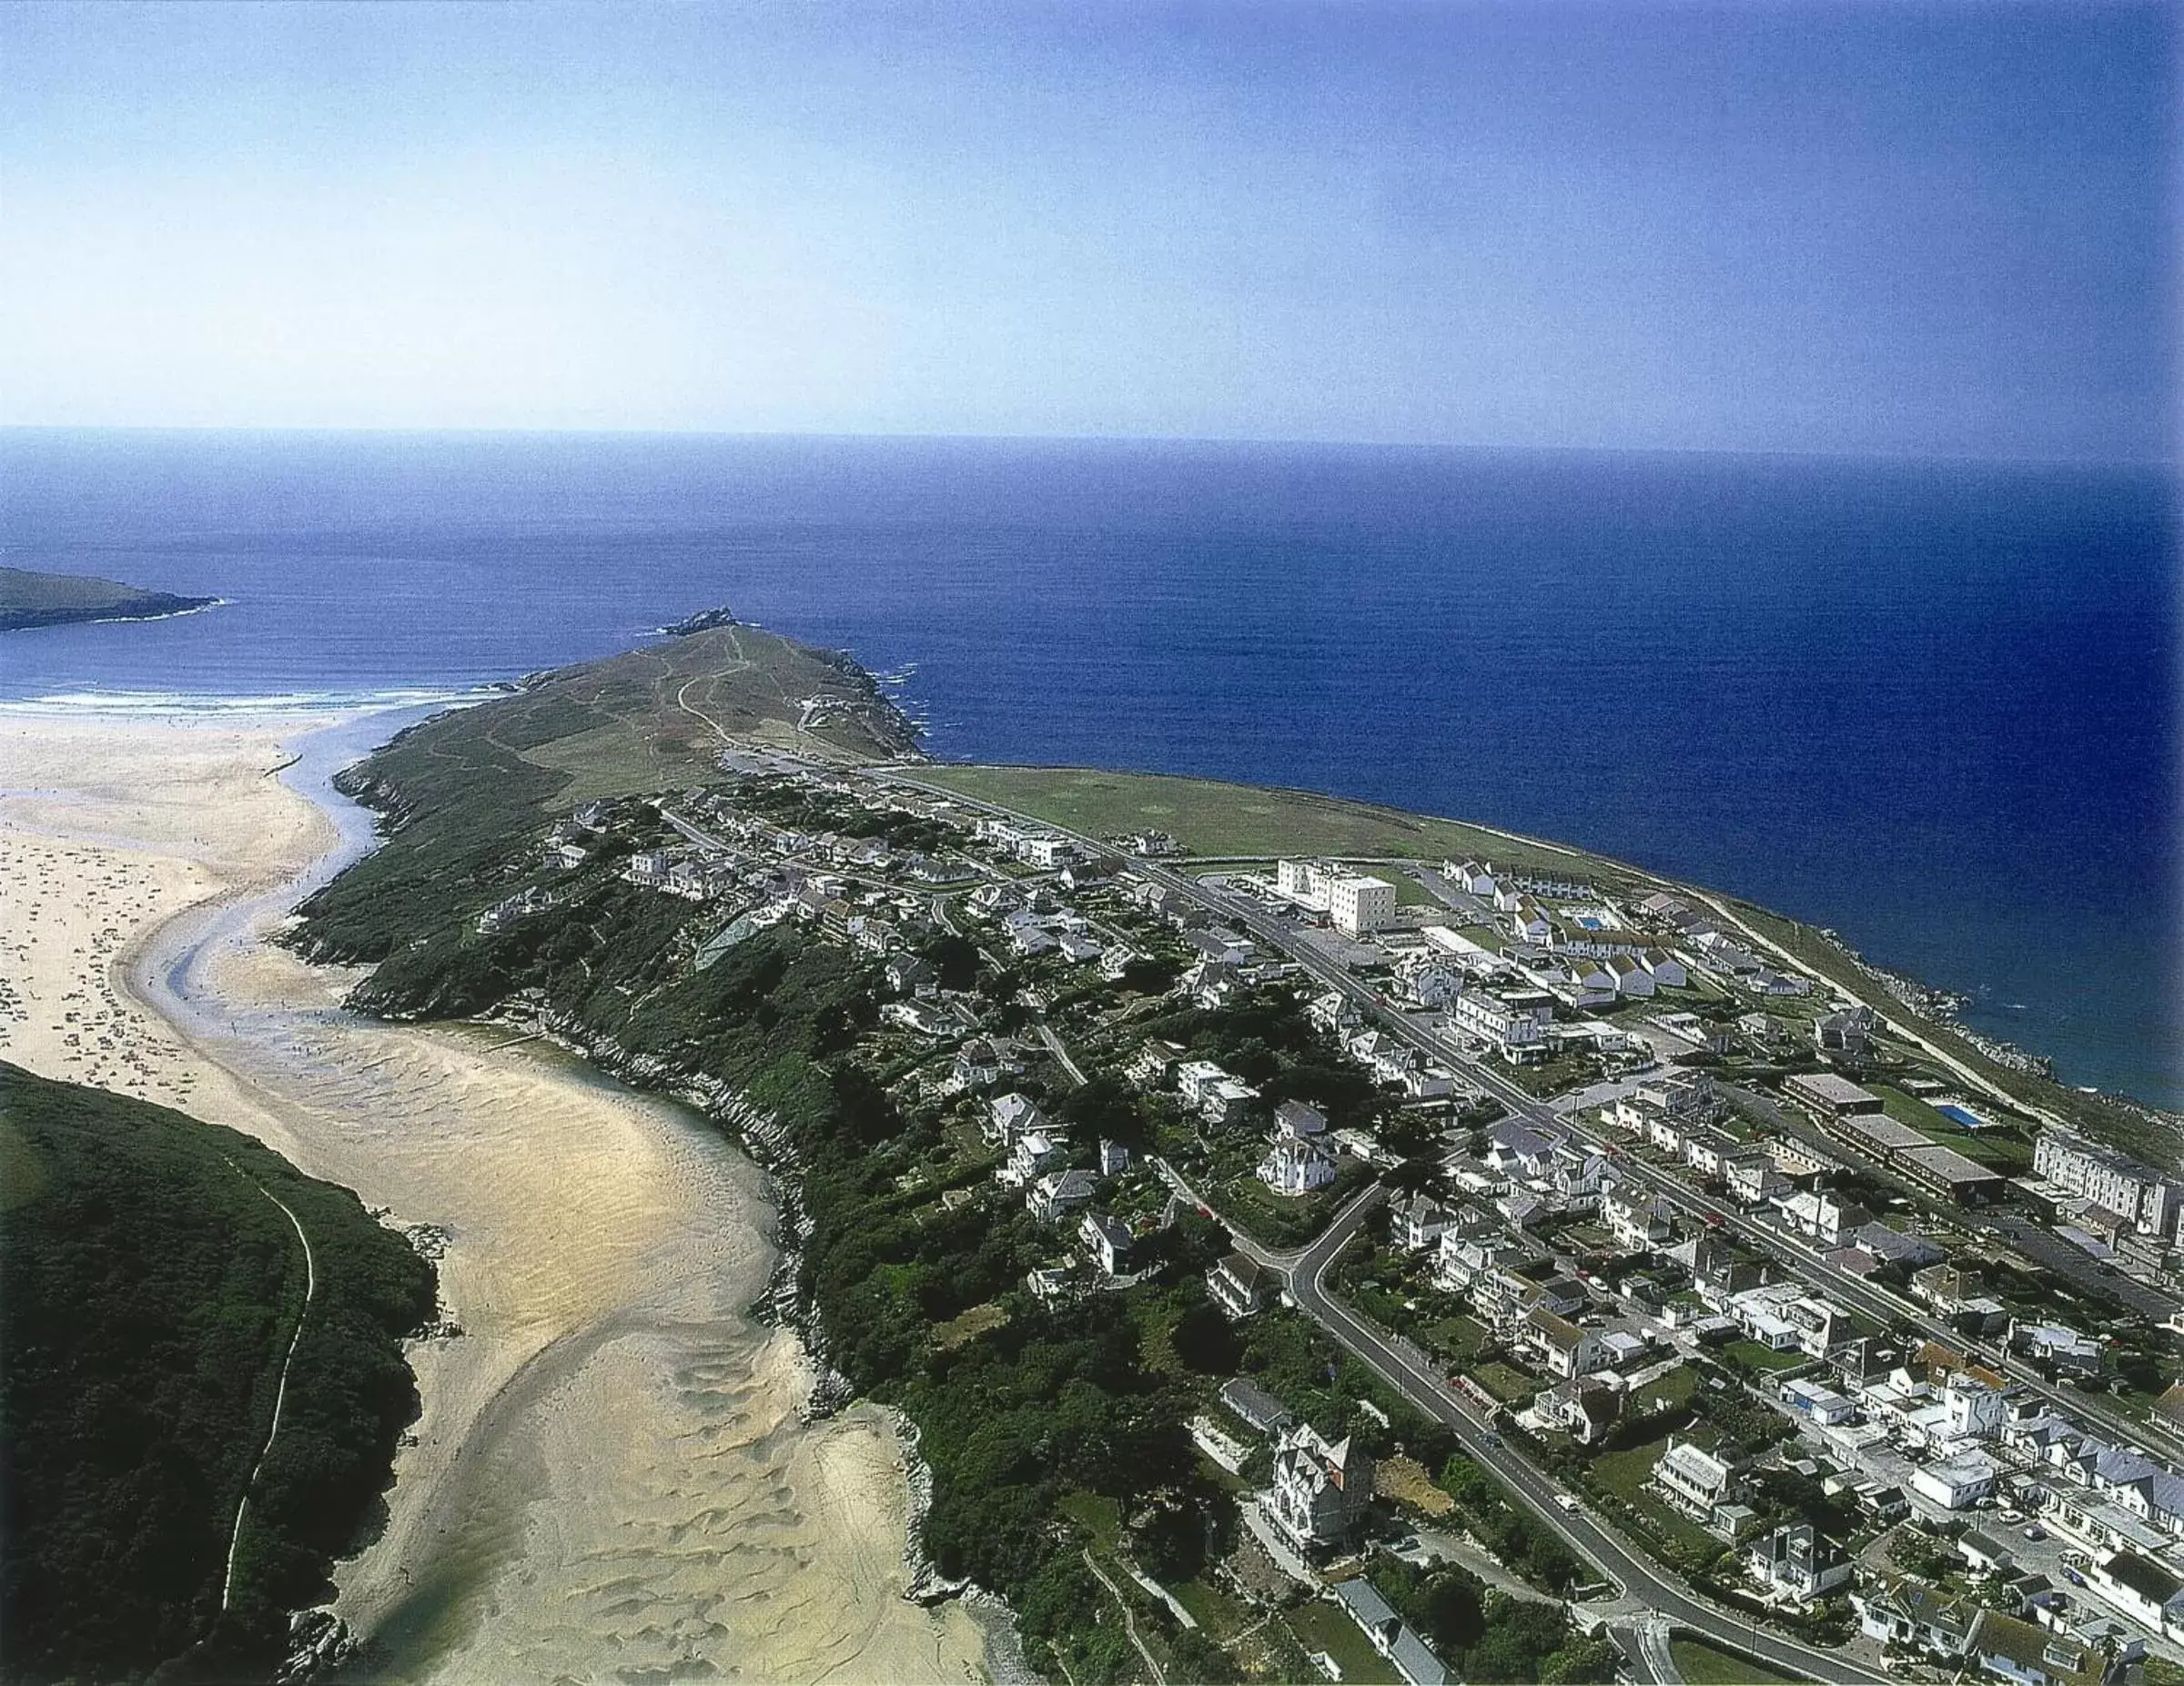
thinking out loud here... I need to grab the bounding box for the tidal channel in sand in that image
[0,706,990,1685]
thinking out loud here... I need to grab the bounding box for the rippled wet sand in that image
[0,710,987,1684]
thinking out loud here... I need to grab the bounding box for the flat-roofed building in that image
[1785,1071,1884,1120]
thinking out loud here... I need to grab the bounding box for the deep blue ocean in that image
[2,429,2176,1108]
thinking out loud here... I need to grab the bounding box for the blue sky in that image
[2,0,2172,458]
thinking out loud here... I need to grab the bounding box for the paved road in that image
[1283,1188,1885,1686]
[860,768,1991,1677]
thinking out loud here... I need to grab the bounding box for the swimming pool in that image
[1936,1102,1991,1130]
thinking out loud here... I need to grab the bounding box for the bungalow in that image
[1078,1212,1134,1277]
[1259,1138,1338,1197]
[1330,1579,1449,1686]
[1780,1378,1859,1426]
[1966,1608,2127,1686]
[1220,1378,1294,1437]
[1855,1579,1977,1659]
[2087,1550,2184,1638]
[1208,1252,1274,1318]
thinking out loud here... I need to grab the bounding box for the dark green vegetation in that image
[293,621,915,969]
[1366,1557,1618,1682]
[0,1063,435,1684]
[0,565,217,631]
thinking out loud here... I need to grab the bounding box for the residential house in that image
[1127,1039,1187,1089]
[1653,1438,1739,1519]
[946,1038,1006,1094]
[1536,1376,1623,1445]
[885,954,939,997]
[1275,1098,1330,1140]
[1913,1451,2001,1510]
[1604,1187,1675,1251]
[1097,1138,1131,1176]
[1259,1138,1338,1196]
[1855,1579,1978,1660]
[1523,1307,1605,1380]
[1078,1212,1133,1277]
[1725,1147,1791,1206]
[986,1091,1045,1146]
[1000,1130,1069,1188]
[1485,1120,1562,1180]
[1746,1522,1851,1604]
[1264,1424,1377,1551]
[1390,1194,1448,1253]
[1208,1252,1274,1318]
[1028,1168,1100,1223]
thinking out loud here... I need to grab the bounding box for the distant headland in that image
[0,566,221,632]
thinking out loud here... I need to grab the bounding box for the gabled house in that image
[1078,1211,1134,1277]
[1208,1252,1274,1318]
[1390,1193,1447,1253]
[1263,1424,1376,1552]
[1653,1437,1738,1519]
[1604,1186,1675,1251]
[1028,1167,1100,1223]
[999,1129,1069,1188]
[1855,1578,1977,1659]
[1746,1521,1851,1604]
[986,1091,1045,1146]
[1522,1307,1604,1379]
[1259,1138,1337,1196]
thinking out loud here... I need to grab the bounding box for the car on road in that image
[1555,1493,1581,1512]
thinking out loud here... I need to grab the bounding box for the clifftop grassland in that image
[0,565,218,631]
[0,1062,437,1683]
[296,619,918,965]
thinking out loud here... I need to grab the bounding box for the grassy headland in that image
[0,1062,436,1683]
[0,565,218,631]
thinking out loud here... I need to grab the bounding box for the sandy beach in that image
[0,707,988,1684]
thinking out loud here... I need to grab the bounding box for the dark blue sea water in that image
[3,429,2176,1108]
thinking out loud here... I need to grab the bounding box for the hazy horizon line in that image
[1,422,2173,473]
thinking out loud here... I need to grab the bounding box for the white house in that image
[1274,1099,1329,1140]
[1028,1168,1100,1223]
[1912,1451,2000,1510]
[1604,1187,1675,1251]
[1000,1130,1069,1188]
[1078,1211,1133,1277]
[1390,1194,1447,1253]
[986,1092,1045,1146]
[1747,1522,1851,1605]
[1522,1307,1605,1379]
[1653,1438,1738,1519]
[1259,1138,1338,1196]
[1263,1424,1376,1551]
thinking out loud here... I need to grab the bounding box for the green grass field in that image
[906,762,1633,878]
[1285,1598,1400,1684]
[1670,1636,1803,1684]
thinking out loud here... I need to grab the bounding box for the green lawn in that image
[1670,1637,1803,1685]
[905,762,1630,878]
[1724,1339,1808,1373]
[1583,1434,1725,1564]
[1471,1360,1542,1405]
[1286,1599,1400,1685]
[1629,1364,1699,1415]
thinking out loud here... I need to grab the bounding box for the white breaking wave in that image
[3,685,500,717]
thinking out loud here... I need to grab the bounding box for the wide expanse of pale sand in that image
[0,709,988,1685]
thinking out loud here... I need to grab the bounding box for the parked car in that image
[2024,1526,2047,1541]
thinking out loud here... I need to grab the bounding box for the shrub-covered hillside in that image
[0,1063,436,1684]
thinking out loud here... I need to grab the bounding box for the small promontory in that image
[0,565,219,631]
